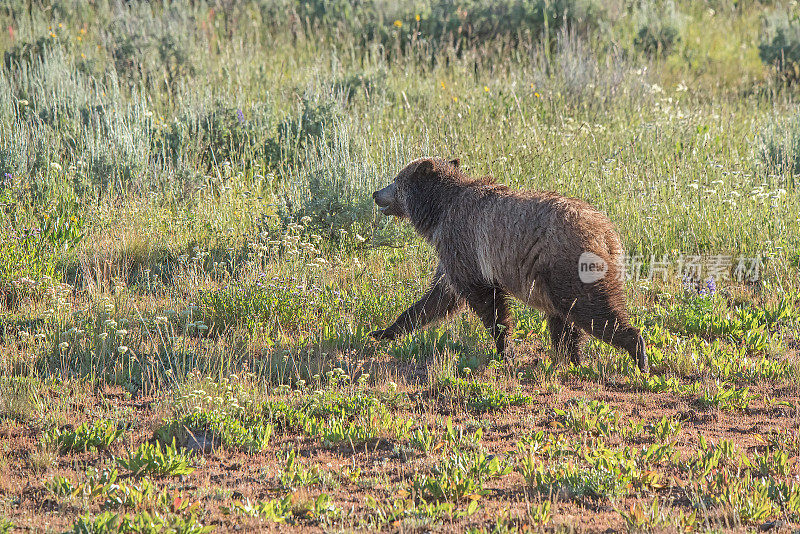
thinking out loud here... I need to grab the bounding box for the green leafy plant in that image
[410,424,440,454]
[46,419,123,453]
[366,494,479,527]
[118,440,195,477]
[618,498,669,531]
[553,398,619,436]
[159,411,273,453]
[47,474,77,497]
[525,460,627,501]
[279,449,323,489]
[412,450,513,502]
[696,382,753,411]
[223,495,293,522]
[646,415,681,442]
[710,473,778,524]
[748,449,793,477]
[438,377,531,413]
[68,511,120,534]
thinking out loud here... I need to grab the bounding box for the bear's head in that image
[372,157,460,220]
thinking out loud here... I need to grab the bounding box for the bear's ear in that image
[449,158,460,168]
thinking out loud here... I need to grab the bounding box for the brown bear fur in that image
[371,157,648,372]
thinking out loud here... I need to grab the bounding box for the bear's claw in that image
[370,329,392,341]
[636,334,649,373]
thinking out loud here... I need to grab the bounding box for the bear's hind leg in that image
[548,315,588,366]
[465,285,514,357]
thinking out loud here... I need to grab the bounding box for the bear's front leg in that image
[464,285,515,357]
[370,274,464,341]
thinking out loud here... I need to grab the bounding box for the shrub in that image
[759,8,800,82]
[151,99,275,169]
[278,94,342,149]
[4,36,61,69]
[275,89,345,171]
[295,0,607,52]
[633,0,682,57]
[333,68,388,102]
[152,88,340,172]
[101,4,198,93]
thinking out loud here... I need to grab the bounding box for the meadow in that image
[2,0,800,531]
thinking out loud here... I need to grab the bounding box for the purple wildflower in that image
[705,276,716,296]
[236,108,245,124]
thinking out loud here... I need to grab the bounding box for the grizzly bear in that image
[370,157,648,373]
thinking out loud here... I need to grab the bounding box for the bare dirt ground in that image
[3,347,800,533]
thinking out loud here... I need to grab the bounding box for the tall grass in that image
[0,0,798,392]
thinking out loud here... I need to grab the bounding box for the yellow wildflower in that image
[484,85,489,92]
[393,20,402,28]
[415,14,421,21]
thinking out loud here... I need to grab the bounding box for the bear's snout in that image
[373,182,401,217]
